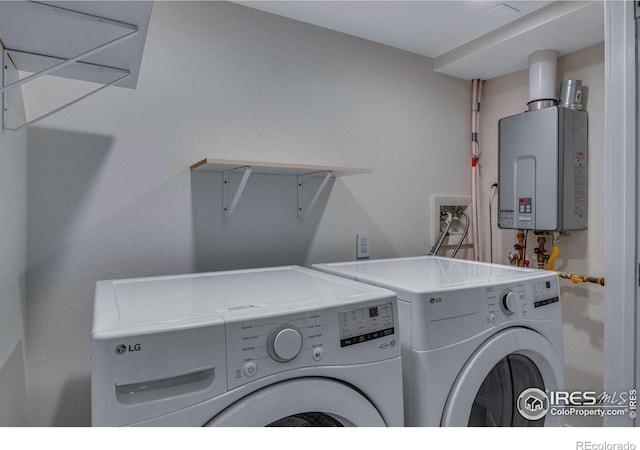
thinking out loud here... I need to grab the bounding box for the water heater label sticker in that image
[573,149,587,217]
[499,211,514,219]
[498,210,514,227]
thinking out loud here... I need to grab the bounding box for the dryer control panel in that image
[224,299,398,390]
[485,276,560,326]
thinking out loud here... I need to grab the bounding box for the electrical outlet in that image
[357,233,370,259]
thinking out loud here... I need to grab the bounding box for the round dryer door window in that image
[468,354,545,426]
[442,328,564,427]
[267,412,344,427]
[205,377,387,427]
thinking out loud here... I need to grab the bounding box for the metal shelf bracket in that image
[222,166,252,221]
[297,171,333,220]
[1,1,139,130]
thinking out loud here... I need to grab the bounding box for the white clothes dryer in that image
[313,256,565,427]
[91,266,403,426]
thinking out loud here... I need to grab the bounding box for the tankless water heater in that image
[498,106,587,231]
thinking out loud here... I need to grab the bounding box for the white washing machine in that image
[313,256,564,427]
[91,266,403,426]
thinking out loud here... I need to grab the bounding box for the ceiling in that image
[236,1,605,80]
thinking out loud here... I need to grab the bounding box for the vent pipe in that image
[528,49,558,111]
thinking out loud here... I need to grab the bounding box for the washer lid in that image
[314,256,551,295]
[93,266,394,333]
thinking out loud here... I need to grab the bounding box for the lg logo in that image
[429,297,442,304]
[115,344,141,355]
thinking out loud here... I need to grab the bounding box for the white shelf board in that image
[7,50,128,85]
[0,1,153,89]
[190,158,372,177]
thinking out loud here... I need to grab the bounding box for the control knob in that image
[267,324,303,363]
[501,290,517,315]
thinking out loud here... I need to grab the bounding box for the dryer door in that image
[205,378,386,427]
[442,328,564,427]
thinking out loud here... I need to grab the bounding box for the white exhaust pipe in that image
[528,49,558,110]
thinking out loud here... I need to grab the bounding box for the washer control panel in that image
[338,303,394,347]
[485,276,560,325]
[224,299,398,389]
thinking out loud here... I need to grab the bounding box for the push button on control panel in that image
[312,347,324,361]
[243,361,257,377]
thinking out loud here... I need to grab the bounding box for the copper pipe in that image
[516,230,525,267]
[537,235,546,269]
[557,272,605,286]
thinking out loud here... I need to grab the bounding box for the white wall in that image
[0,62,29,425]
[478,44,605,426]
[23,2,470,426]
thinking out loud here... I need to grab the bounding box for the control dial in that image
[267,324,303,363]
[501,290,517,315]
